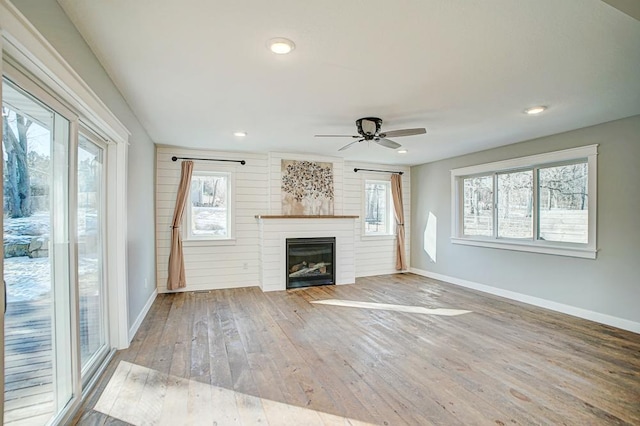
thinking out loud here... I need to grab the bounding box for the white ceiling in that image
[58,0,640,166]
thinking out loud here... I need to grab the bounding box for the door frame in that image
[4,57,82,425]
[0,33,5,426]
[78,126,112,384]
[1,1,131,423]
[0,0,130,349]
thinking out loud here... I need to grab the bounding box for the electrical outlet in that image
[144,278,148,288]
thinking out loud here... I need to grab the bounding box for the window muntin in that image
[186,172,231,240]
[364,180,393,236]
[451,145,597,258]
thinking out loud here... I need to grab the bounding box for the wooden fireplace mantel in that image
[255,215,359,219]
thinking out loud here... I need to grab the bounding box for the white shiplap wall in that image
[344,161,411,277]
[156,146,268,292]
[156,146,410,292]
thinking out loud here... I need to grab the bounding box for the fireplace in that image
[286,237,336,289]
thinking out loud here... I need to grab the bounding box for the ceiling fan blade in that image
[315,134,360,138]
[375,138,402,149]
[338,139,363,151]
[379,128,426,138]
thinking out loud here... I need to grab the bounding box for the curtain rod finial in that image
[241,160,246,165]
[171,156,178,162]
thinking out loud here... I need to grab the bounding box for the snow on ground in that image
[5,255,99,302]
[4,211,50,237]
[4,257,51,301]
[4,209,98,302]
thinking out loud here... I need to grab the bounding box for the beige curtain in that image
[167,160,194,290]
[390,173,407,271]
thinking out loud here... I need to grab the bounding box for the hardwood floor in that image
[4,300,53,425]
[4,296,103,425]
[73,274,640,425]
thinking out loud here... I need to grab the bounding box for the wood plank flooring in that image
[4,299,54,425]
[73,274,640,425]
[4,296,103,425]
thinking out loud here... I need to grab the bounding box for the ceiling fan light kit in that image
[315,117,427,151]
[356,117,383,136]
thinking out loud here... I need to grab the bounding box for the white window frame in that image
[451,145,598,259]
[77,128,111,385]
[363,179,394,237]
[184,168,234,242]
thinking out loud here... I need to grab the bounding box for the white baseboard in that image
[356,269,408,278]
[410,267,640,334]
[128,289,158,342]
[157,281,258,294]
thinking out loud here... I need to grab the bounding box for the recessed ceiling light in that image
[524,106,547,115]
[233,131,247,137]
[397,149,408,154]
[268,38,295,54]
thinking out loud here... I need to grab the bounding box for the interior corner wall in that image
[344,161,411,277]
[155,148,410,292]
[410,115,640,325]
[155,146,268,292]
[11,0,157,329]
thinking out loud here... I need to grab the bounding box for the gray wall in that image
[411,115,640,324]
[11,0,157,329]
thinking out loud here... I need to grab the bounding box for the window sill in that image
[183,238,236,247]
[450,237,597,259]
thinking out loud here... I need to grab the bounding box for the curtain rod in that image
[353,167,403,175]
[171,156,246,165]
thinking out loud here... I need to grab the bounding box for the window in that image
[364,180,393,235]
[463,175,493,237]
[186,171,232,240]
[451,145,597,258]
[497,170,533,239]
[538,162,588,244]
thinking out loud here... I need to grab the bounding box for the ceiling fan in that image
[315,117,426,151]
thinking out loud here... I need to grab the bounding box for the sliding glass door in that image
[77,132,108,382]
[2,66,111,424]
[2,77,73,425]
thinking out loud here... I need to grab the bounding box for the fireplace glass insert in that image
[286,237,336,289]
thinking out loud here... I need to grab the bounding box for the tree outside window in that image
[364,180,392,235]
[187,172,231,239]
